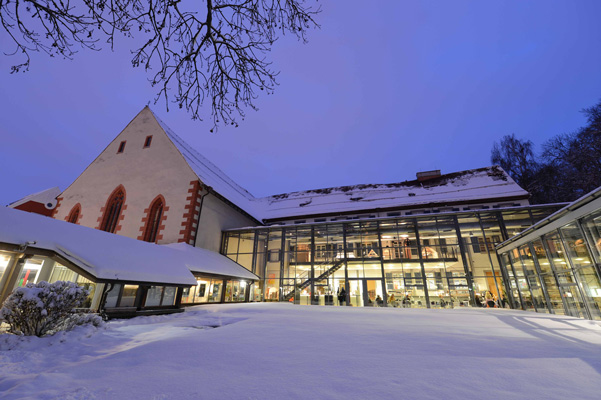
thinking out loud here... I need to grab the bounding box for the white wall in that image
[195,194,257,253]
[54,107,199,244]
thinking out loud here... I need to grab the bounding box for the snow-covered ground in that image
[2,303,601,399]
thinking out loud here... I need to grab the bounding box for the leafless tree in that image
[491,134,539,189]
[491,100,601,204]
[0,0,320,129]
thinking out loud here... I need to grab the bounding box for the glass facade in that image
[0,250,186,313]
[223,206,559,309]
[180,276,250,305]
[0,250,103,310]
[498,205,601,320]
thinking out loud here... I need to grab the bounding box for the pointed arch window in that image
[143,197,164,243]
[67,204,81,224]
[101,188,125,233]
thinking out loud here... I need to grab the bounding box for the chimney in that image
[416,170,441,182]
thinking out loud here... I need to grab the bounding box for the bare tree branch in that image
[0,0,321,130]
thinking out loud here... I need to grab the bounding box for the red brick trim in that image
[137,194,169,243]
[51,196,63,219]
[65,203,83,224]
[96,184,127,233]
[179,180,203,245]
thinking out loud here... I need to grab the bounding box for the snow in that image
[0,207,252,286]
[258,166,528,220]
[151,109,264,221]
[7,187,61,210]
[497,185,601,252]
[2,303,601,399]
[163,243,258,280]
[152,108,529,221]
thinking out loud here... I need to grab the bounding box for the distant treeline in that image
[491,99,601,204]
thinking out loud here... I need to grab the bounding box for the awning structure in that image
[164,243,258,281]
[0,207,255,286]
[496,186,601,253]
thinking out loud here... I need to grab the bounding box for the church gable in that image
[53,107,200,244]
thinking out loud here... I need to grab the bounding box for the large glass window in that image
[500,253,521,309]
[48,263,77,283]
[181,286,196,304]
[223,206,564,310]
[531,239,564,314]
[581,210,601,263]
[457,214,497,305]
[145,286,165,307]
[560,223,601,319]
[15,258,44,287]
[544,232,571,272]
[208,280,223,302]
[163,287,177,306]
[265,229,282,301]
[509,250,533,310]
[517,245,548,312]
[193,278,211,303]
[0,252,11,286]
[502,210,533,238]
[104,284,121,308]
[543,231,590,319]
[120,285,138,307]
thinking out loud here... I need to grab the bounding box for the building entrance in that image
[559,283,588,319]
[304,277,386,307]
[348,279,385,307]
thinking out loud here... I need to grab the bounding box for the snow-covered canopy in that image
[0,207,255,285]
[151,109,528,222]
[164,243,258,281]
[497,185,601,252]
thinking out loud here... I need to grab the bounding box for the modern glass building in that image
[223,205,561,309]
[9,108,596,320]
[497,188,601,320]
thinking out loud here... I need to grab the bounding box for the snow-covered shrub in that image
[0,281,102,337]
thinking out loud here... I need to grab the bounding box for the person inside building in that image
[337,286,346,306]
[501,294,509,308]
[388,293,396,307]
[485,291,497,308]
[376,295,384,306]
[402,294,411,308]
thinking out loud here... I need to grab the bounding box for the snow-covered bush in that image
[0,281,102,337]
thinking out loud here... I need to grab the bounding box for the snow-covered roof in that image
[8,187,61,209]
[0,207,255,285]
[148,108,528,222]
[496,186,601,252]
[150,109,263,220]
[164,243,258,281]
[257,166,529,220]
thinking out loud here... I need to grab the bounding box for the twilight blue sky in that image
[1,0,601,206]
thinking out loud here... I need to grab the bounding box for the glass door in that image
[364,279,385,307]
[348,280,363,307]
[559,283,588,319]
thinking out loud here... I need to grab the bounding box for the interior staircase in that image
[283,259,344,301]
